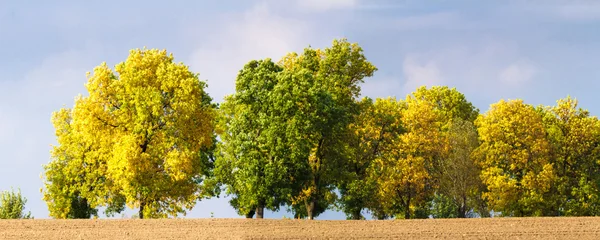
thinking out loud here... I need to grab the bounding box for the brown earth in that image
[1,217,600,239]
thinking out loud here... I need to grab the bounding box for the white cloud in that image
[374,40,540,101]
[554,2,600,21]
[0,48,94,143]
[0,114,15,145]
[401,56,445,92]
[499,60,537,86]
[187,3,316,102]
[297,0,358,11]
[360,75,403,99]
[394,12,462,30]
[20,50,93,104]
[519,2,600,22]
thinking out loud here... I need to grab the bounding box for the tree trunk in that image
[139,201,145,219]
[351,209,362,220]
[307,199,316,220]
[372,208,387,220]
[457,196,467,218]
[458,204,466,218]
[404,197,411,219]
[256,206,264,219]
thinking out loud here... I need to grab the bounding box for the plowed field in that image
[1,217,600,239]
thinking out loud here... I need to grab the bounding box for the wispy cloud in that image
[0,114,15,145]
[499,60,537,86]
[515,1,600,22]
[187,2,351,102]
[296,0,358,11]
[394,12,463,30]
[553,2,600,21]
[187,3,312,102]
[360,75,403,99]
[367,40,540,101]
[402,56,445,92]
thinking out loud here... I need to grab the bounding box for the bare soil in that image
[1,217,600,239]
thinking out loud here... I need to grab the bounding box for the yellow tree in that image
[474,99,556,216]
[411,86,479,124]
[340,97,404,219]
[43,108,120,218]
[409,86,484,218]
[45,49,216,219]
[375,96,442,219]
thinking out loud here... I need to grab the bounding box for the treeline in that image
[42,39,600,220]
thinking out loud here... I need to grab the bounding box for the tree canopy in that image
[44,48,216,219]
[42,39,600,220]
[474,99,556,216]
[215,59,289,218]
[0,188,32,219]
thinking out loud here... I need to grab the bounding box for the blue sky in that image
[1,0,599,219]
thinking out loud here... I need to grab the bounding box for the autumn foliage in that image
[43,40,600,219]
[44,49,216,219]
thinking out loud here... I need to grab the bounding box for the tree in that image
[407,86,484,218]
[474,99,556,216]
[43,108,117,219]
[276,39,377,219]
[430,193,459,218]
[411,86,479,124]
[339,97,404,220]
[436,118,484,218]
[369,86,481,219]
[45,48,216,219]
[0,188,32,219]
[539,97,600,216]
[375,97,442,219]
[215,59,290,219]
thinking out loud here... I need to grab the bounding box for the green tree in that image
[276,39,377,219]
[0,188,32,219]
[436,118,485,218]
[44,48,216,219]
[474,99,556,217]
[539,97,600,216]
[430,193,458,218]
[215,59,291,218]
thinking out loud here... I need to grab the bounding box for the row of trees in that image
[43,39,600,220]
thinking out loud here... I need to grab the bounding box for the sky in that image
[1,0,600,219]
